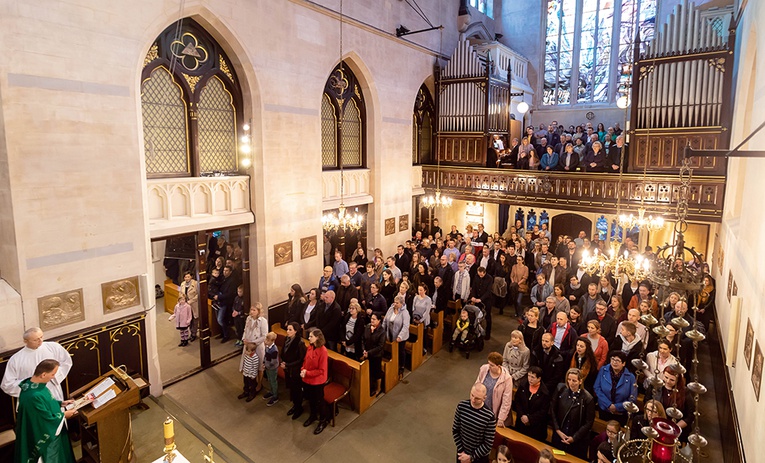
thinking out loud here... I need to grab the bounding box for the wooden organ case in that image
[629,2,734,175]
[435,39,511,167]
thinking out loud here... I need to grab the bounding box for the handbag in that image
[492,276,507,297]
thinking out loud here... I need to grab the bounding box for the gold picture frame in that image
[753,341,763,401]
[385,218,395,236]
[101,276,141,314]
[399,214,409,232]
[300,236,318,259]
[745,318,755,370]
[38,288,85,330]
[274,241,293,267]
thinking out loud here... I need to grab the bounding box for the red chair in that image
[323,360,354,426]
[508,439,541,463]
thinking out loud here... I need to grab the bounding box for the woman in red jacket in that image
[301,329,329,435]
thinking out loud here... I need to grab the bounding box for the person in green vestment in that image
[14,359,78,463]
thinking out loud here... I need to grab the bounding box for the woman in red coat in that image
[301,329,329,435]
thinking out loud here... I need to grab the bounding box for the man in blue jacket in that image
[594,351,637,426]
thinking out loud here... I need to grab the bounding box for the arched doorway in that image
[551,213,592,240]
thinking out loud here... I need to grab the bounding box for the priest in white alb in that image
[1,327,73,401]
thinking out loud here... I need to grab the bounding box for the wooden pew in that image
[494,426,588,463]
[271,324,372,414]
[444,300,462,334]
[428,310,444,354]
[405,323,425,371]
[382,341,399,393]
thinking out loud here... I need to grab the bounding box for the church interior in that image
[0,0,763,461]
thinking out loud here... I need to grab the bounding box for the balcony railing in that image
[421,166,725,222]
[147,175,254,238]
[322,169,373,210]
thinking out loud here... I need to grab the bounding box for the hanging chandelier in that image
[421,189,453,209]
[618,205,665,232]
[579,240,651,282]
[321,0,363,234]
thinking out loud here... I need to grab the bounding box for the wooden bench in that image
[444,300,462,334]
[494,426,588,463]
[405,323,424,371]
[427,310,444,354]
[382,340,399,393]
[271,324,372,414]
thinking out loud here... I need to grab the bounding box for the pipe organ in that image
[630,1,734,175]
[436,39,510,167]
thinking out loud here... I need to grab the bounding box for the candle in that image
[164,418,174,440]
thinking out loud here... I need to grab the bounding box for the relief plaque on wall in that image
[399,214,409,232]
[727,270,733,301]
[101,276,141,314]
[300,236,318,259]
[274,241,293,267]
[38,289,85,330]
[385,218,395,236]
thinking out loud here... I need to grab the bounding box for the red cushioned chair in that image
[323,360,354,426]
[508,439,541,463]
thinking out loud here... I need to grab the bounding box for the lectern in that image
[71,369,140,463]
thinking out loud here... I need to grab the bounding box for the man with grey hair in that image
[607,134,628,172]
[1,327,73,401]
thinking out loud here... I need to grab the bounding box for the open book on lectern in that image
[66,376,121,411]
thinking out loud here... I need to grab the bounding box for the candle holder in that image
[163,417,177,463]
[650,418,681,463]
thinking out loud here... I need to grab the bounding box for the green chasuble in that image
[14,378,76,463]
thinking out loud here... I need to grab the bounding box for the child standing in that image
[232,285,247,347]
[263,332,280,406]
[239,342,260,402]
[169,294,193,347]
[449,309,471,352]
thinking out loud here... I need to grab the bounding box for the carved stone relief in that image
[274,241,293,267]
[38,289,85,330]
[300,236,318,259]
[102,276,141,314]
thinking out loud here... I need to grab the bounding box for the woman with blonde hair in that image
[502,330,530,381]
[582,319,609,368]
[519,307,544,351]
[242,302,268,395]
[630,399,666,439]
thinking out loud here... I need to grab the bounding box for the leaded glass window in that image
[141,19,243,177]
[544,0,656,106]
[142,67,189,176]
[198,76,237,173]
[321,62,366,170]
[469,0,493,18]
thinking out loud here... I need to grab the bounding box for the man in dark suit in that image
[585,300,617,344]
[607,135,628,172]
[394,245,410,273]
[477,246,497,277]
[315,290,343,351]
[470,266,494,339]
[531,333,566,394]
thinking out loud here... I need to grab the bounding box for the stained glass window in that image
[544,0,656,106]
[469,0,493,18]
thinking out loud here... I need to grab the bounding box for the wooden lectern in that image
[71,369,140,463]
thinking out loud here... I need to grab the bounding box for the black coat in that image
[285,295,307,327]
[513,378,551,441]
[281,335,307,375]
[362,324,386,359]
[470,272,494,308]
[531,345,566,393]
[336,284,360,314]
[550,384,596,443]
[342,313,366,354]
[315,301,343,343]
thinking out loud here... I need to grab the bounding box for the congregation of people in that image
[489,120,629,174]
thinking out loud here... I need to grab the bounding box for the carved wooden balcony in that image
[421,166,725,222]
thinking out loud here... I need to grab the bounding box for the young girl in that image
[263,332,280,406]
[493,445,513,463]
[169,294,193,347]
[238,342,260,401]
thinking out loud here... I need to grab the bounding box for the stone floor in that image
[133,308,724,462]
[156,297,241,383]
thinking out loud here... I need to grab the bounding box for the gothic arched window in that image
[141,19,243,177]
[321,62,366,170]
[412,85,434,165]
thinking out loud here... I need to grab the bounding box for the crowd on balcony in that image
[490,121,628,173]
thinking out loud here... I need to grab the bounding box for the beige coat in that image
[179,279,199,318]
